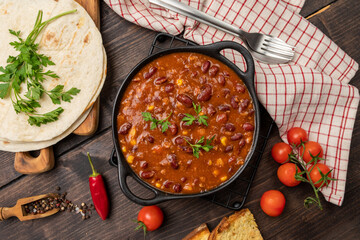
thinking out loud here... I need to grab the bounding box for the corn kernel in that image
[183,184,193,191]
[199,183,204,188]
[207,160,212,166]
[176,79,183,86]
[220,137,228,146]
[182,130,188,135]
[199,112,204,116]
[130,139,136,146]
[121,146,127,153]
[129,127,136,138]
[213,169,219,177]
[127,155,134,164]
[220,176,228,182]
[216,158,224,167]
[147,105,154,111]
[155,182,161,188]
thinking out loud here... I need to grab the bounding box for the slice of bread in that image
[182,223,211,240]
[208,208,263,240]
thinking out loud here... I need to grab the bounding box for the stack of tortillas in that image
[0,0,106,152]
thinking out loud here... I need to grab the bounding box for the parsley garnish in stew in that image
[185,135,215,158]
[0,10,79,126]
[142,111,172,133]
[182,103,208,126]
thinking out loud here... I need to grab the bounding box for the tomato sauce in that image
[117,52,255,194]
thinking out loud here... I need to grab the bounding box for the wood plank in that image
[299,0,336,17]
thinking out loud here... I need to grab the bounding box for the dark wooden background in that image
[1,0,359,239]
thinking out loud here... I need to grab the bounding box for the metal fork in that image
[149,0,295,64]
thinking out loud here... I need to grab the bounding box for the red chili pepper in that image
[87,152,109,220]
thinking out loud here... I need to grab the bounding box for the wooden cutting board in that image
[14,0,101,174]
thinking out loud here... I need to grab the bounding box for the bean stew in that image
[117,52,255,194]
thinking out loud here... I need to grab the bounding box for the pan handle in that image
[110,148,176,205]
[202,41,255,82]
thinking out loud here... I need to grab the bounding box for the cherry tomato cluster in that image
[261,127,335,216]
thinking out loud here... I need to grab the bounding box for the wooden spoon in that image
[0,193,60,221]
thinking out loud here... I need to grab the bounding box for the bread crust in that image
[208,208,263,240]
[182,223,210,240]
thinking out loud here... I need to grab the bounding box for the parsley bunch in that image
[182,103,208,126]
[0,9,79,126]
[185,136,215,158]
[142,111,172,133]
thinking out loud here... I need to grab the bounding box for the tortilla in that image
[0,0,104,142]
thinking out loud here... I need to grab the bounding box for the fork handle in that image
[149,0,244,37]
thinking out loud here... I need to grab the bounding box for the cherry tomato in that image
[260,190,286,217]
[277,163,301,187]
[137,205,164,232]
[287,127,308,146]
[308,163,332,188]
[271,142,292,164]
[300,141,323,163]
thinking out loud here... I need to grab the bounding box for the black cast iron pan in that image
[110,41,260,205]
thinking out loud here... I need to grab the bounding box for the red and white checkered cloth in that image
[105,0,359,206]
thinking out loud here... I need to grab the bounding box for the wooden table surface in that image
[1,0,359,239]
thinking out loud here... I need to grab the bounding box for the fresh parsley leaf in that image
[185,135,215,158]
[0,9,78,126]
[142,111,172,133]
[181,103,208,126]
[0,83,10,98]
[28,107,64,127]
[62,87,80,102]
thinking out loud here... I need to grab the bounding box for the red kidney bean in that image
[173,183,182,193]
[119,122,132,135]
[223,71,230,77]
[165,83,175,92]
[231,96,239,109]
[146,135,155,143]
[132,145,138,152]
[240,99,250,109]
[140,171,155,179]
[177,94,193,107]
[178,113,186,120]
[207,104,216,116]
[154,76,167,85]
[154,107,164,114]
[163,180,173,188]
[169,123,178,135]
[181,68,189,74]
[180,121,193,129]
[140,161,148,169]
[224,145,234,152]
[216,113,228,123]
[230,133,243,141]
[243,122,254,131]
[174,136,185,145]
[228,157,236,164]
[209,66,219,77]
[239,139,246,148]
[191,71,198,78]
[143,67,157,79]
[222,88,231,97]
[224,123,236,132]
[236,83,245,93]
[199,76,207,84]
[180,177,187,183]
[248,109,255,116]
[218,104,231,111]
[217,75,226,86]
[167,154,179,169]
[197,84,212,101]
[201,60,210,73]
[180,145,193,154]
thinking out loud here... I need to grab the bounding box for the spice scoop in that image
[0,193,59,221]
